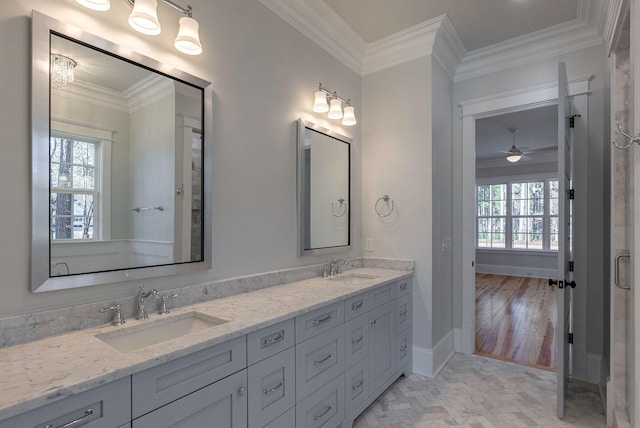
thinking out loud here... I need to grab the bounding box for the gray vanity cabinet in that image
[345,313,369,369]
[368,301,395,393]
[132,369,248,428]
[295,374,345,428]
[0,377,131,428]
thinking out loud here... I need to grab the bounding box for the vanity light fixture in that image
[50,54,77,88]
[312,83,357,126]
[76,0,202,55]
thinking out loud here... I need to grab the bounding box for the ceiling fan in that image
[500,127,556,163]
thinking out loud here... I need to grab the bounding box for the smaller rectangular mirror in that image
[297,119,351,256]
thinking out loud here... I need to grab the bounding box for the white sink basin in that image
[95,311,227,353]
[328,273,381,284]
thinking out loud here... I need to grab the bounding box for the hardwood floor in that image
[475,273,557,371]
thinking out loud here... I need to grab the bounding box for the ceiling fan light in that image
[128,0,161,35]
[506,153,522,163]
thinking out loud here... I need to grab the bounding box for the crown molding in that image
[124,75,175,112]
[603,0,628,55]
[432,15,467,80]
[258,0,366,75]
[455,19,603,82]
[52,79,129,113]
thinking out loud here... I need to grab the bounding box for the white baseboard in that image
[587,353,602,384]
[476,264,557,279]
[412,329,455,377]
[454,328,462,353]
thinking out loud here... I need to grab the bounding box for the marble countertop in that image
[0,267,412,421]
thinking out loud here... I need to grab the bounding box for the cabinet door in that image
[132,369,247,428]
[248,347,295,428]
[369,301,394,393]
[0,377,131,428]
[345,313,369,369]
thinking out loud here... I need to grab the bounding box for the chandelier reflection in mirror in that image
[50,54,77,89]
[74,0,203,55]
[313,83,357,126]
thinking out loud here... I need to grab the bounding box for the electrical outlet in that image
[366,238,374,252]
[441,238,452,252]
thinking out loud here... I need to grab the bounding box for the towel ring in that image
[332,197,347,217]
[375,195,394,217]
[613,123,640,149]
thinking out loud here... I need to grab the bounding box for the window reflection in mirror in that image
[297,119,351,256]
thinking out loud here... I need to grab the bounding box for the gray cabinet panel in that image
[132,336,246,418]
[395,328,412,372]
[345,314,369,369]
[248,347,295,428]
[395,278,411,298]
[296,374,344,428]
[369,301,394,392]
[295,301,344,343]
[344,358,369,417]
[132,369,247,428]
[263,407,295,428]
[119,424,132,428]
[296,325,345,402]
[344,292,369,321]
[247,319,295,366]
[0,377,131,428]
[394,294,412,334]
[368,283,394,309]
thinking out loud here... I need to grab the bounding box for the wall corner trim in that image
[412,329,455,377]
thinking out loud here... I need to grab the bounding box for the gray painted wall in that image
[0,0,361,318]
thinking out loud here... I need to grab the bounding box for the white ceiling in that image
[475,105,558,161]
[322,0,579,51]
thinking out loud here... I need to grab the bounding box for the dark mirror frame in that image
[31,11,213,292]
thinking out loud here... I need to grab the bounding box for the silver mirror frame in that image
[297,118,352,257]
[31,11,213,292]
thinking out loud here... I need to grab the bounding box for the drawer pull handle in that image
[262,332,284,346]
[45,409,94,428]
[351,300,363,310]
[370,319,376,325]
[238,386,247,397]
[312,314,332,325]
[352,335,364,344]
[400,345,408,352]
[399,310,407,317]
[313,405,332,421]
[263,381,283,395]
[352,380,364,390]
[400,283,408,290]
[313,353,332,366]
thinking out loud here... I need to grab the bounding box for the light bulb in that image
[342,105,357,126]
[313,91,329,113]
[328,98,343,119]
[75,0,110,11]
[175,17,203,55]
[506,154,522,163]
[128,0,161,36]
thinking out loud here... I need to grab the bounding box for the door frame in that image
[458,74,593,355]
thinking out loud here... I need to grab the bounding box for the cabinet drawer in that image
[368,283,395,309]
[295,301,344,343]
[263,406,295,428]
[119,424,132,428]
[345,358,369,417]
[0,377,131,428]
[248,347,296,428]
[395,293,412,333]
[395,278,412,297]
[345,313,369,368]
[132,369,247,428]
[247,319,295,365]
[344,292,369,321]
[296,325,345,402]
[296,374,344,428]
[395,328,412,371]
[132,335,246,418]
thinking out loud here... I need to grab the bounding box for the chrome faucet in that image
[100,304,125,326]
[157,292,178,314]
[137,285,157,320]
[336,258,347,275]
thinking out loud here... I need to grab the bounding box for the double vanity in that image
[0,268,413,428]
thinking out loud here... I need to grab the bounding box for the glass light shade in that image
[128,0,161,36]
[328,98,343,119]
[50,54,77,89]
[313,91,329,113]
[342,105,357,126]
[506,153,522,163]
[175,17,203,55]
[75,0,110,11]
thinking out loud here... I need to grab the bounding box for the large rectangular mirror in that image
[297,119,351,256]
[31,12,212,292]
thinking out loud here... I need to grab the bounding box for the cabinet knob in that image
[238,386,247,396]
[370,319,376,325]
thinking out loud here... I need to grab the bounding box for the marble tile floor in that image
[354,353,605,427]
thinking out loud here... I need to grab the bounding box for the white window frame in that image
[476,172,558,252]
[50,120,112,241]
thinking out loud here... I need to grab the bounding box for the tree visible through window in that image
[50,137,97,240]
[477,179,558,251]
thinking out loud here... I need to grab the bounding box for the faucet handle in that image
[100,304,125,326]
[157,293,178,314]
